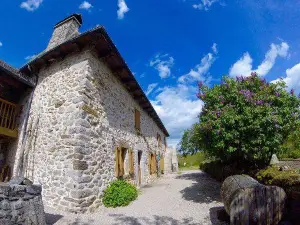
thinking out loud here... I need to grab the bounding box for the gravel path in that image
[45,170,229,225]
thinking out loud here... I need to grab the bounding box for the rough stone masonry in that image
[0,178,46,225]
[6,14,169,213]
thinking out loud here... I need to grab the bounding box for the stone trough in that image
[0,177,46,225]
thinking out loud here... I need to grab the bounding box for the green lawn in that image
[178,152,205,171]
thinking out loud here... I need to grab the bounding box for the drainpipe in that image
[15,73,38,177]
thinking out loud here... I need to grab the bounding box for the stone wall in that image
[12,49,167,212]
[164,147,178,174]
[0,180,45,225]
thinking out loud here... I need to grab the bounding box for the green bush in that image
[279,149,300,160]
[256,166,300,187]
[103,180,138,208]
[200,160,246,181]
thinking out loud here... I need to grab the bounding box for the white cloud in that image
[193,0,219,11]
[229,52,253,77]
[151,84,203,148]
[178,43,217,83]
[150,54,175,79]
[212,43,218,54]
[25,55,36,61]
[117,0,130,19]
[0,42,2,47]
[20,0,43,11]
[79,1,93,10]
[229,42,289,77]
[145,83,158,96]
[273,63,300,93]
[149,45,216,148]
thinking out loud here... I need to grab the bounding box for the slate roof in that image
[0,60,36,87]
[19,24,169,136]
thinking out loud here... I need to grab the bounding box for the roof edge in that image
[20,26,169,137]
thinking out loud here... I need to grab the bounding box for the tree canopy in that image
[179,73,300,167]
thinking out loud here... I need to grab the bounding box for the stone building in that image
[0,14,169,212]
[164,147,179,174]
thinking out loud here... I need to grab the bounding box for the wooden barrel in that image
[221,175,287,225]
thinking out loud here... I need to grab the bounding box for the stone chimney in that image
[46,14,83,51]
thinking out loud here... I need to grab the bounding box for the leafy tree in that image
[197,73,300,167]
[280,125,300,159]
[178,123,202,156]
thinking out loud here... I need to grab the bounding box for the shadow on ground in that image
[176,172,222,204]
[45,213,63,225]
[45,213,95,225]
[109,214,199,225]
[209,206,230,225]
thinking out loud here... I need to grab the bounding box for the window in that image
[157,133,162,148]
[135,109,141,131]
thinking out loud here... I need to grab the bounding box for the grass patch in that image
[178,152,205,170]
[179,165,200,171]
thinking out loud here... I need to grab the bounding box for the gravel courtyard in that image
[45,170,228,225]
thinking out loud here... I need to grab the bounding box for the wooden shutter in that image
[115,147,120,177]
[154,153,157,173]
[135,109,141,131]
[129,150,134,176]
[148,153,151,174]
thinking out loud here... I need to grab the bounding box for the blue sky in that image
[0,0,300,147]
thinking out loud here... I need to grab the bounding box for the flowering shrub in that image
[197,73,300,167]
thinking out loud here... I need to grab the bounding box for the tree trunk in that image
[221,175,286,225]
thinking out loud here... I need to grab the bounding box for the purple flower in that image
[290,89,295,95]
[216,111,221,118]
[251,72,258,77]
[236,76,243,82]
[255,100,264,105]
[275,92,280,97]
[260,78,266,83]
[198,81,204,88]
[239,89,253,101]
[275,124,280,129]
